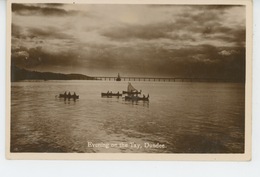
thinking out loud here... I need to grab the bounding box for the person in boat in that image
[68,92,71,97]
[64,91,67,96]
[72,92,77,101]
[107,91,109,94]
[117,91,119,94]
[147,94,149,98]
[143,94,145,98]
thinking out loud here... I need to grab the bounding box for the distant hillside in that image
[11,66,95,82]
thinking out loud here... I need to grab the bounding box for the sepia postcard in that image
[6,0,252,160]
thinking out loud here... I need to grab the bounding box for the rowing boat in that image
[101,92,122,97]
[59,94,79,99]
[125,95,149,101]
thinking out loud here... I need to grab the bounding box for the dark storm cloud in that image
[123,44,245,80]
[12,3,77,16]
[11,46,80,69]
[11,23,75,41]
[44,3,64,7]
[204,28,246,46]
[195,5,243,10]
[148,4,238,10]
[181,10,222,24]
[101,21,243,46]
[173,10,233,34]
[11,24,26,39]
[173,6,245,44]
[233,29,246,46]
[101,5,244,47]
[27,27,75,40]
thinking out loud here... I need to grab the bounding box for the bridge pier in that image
[93,76,222,83]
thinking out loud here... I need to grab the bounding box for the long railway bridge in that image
[93,76,233,82]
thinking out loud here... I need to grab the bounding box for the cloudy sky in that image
[11,3,245,79]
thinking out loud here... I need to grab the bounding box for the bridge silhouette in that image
[93,76,234,82]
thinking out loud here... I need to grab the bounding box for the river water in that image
[11,80,245,153]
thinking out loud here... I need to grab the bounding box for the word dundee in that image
[144,142,166,149]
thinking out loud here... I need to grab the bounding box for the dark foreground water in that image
[11,81,245,153]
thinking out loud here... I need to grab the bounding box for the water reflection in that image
[11,81,245,153]
[123,99,149,108]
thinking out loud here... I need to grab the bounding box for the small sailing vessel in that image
[123,82,142,95]
[123,83,149,101]
[116,73,121,81]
